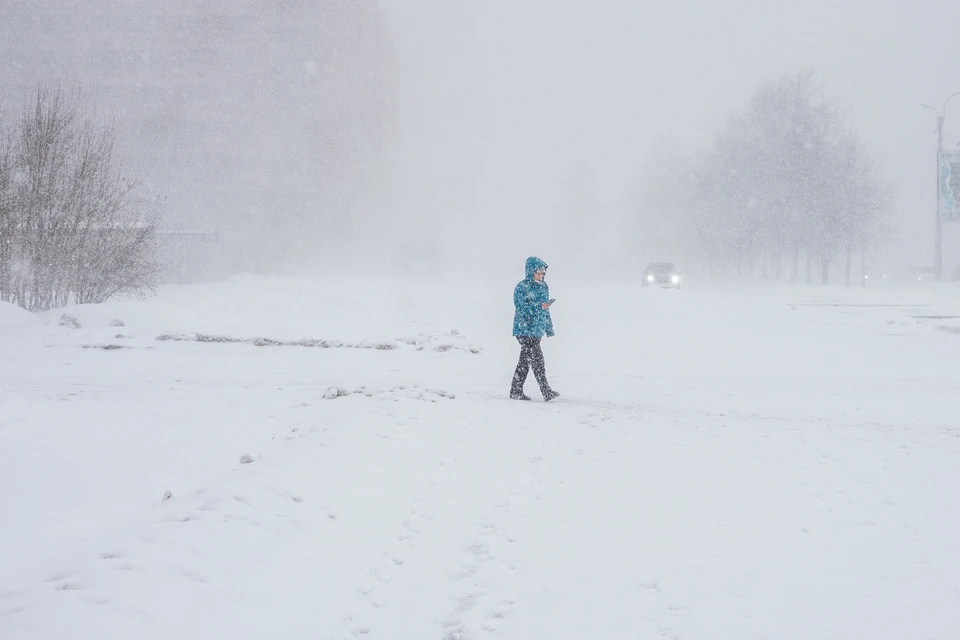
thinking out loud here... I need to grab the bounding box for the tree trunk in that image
[806,254,813,284]
[860,248,867,288]
[844,247,852,287]
[0,231,8,303]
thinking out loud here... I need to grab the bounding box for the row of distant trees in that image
[1,64,896,311]
[632,71,893,285]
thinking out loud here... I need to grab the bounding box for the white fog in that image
[2,1,956,277]
[2,2,959,639]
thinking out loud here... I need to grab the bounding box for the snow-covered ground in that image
[2,274,959,639]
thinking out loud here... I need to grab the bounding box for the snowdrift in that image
[2,276,959,639]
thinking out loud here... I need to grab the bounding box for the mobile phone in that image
[548,298,556,304]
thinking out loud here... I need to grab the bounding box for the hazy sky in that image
[1,0,957,272]
[379,0,958,264]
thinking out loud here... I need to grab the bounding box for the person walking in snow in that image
[510,256,559,401]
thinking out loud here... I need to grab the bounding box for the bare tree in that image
[0,125,14,302]
[634,70,892,284]
[0,82,161,311]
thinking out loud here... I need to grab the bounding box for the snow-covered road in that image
[2,275,959,639]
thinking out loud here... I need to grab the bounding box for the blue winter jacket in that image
[512,256,555,338]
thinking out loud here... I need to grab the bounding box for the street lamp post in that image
[923,92,960,280]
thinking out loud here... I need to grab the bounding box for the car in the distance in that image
[642,262,682,288]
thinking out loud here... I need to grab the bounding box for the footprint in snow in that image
[3,605,30,616]
[446,563,477,580]
[455,593,479,613]
[116,564,145,572]
[44,572,75,584]
[441,616,466,639]
[465,541,492,562]
[401,518,421,534]
[638,580,661,594]
[488,601,514,620]
[180,569,209,584]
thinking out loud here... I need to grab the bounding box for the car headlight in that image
[647,275,654,282]
[671,274,680,283]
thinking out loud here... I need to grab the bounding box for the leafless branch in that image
[0,81,162,311]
